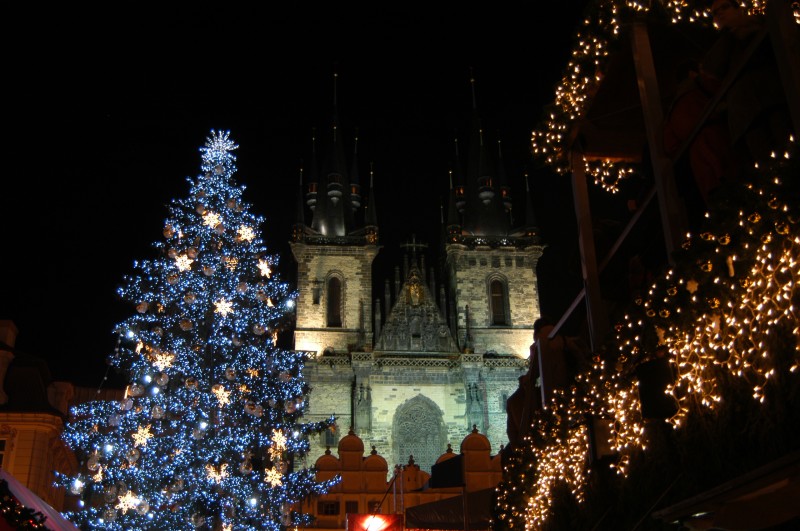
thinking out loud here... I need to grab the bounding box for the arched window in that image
[490,278,509,325]
[326,277,342,327]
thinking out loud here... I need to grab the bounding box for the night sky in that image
[3,3,609,387]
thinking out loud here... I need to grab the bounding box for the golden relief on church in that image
[405,271,424,306]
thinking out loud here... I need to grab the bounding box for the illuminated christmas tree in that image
[57,130,338,530]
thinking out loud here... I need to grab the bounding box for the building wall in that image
[303,354,527,470]
[302,430,502,530]
[0,414,76,510]
[291,244,379,354]
[447,245,543,357]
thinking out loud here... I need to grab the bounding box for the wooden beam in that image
[631,19,686,264]
[570,152,608,351]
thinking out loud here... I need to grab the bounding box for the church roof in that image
[460,426,491,453]
[373,259,458,354]
[338,428,365,453]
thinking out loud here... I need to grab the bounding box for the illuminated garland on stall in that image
[530,0,799,192]
[496,134,798,528]
[56,131,339,530]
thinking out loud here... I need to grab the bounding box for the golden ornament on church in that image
[768,197,780,209]
[646,309,656,317]
[761,232,773,243]
[700,232,715,241]
[740,277,752,288]
[659,309,670,318]
[700,260,713,272]
[775,222,789,235]
[748,212,762,224]
[718,233,731,245]
[708,297,720,309]
[667,286,677,296]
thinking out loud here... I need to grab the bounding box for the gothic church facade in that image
[290,84,543,471]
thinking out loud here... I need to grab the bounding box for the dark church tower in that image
[291,73,381,359]
[444,75,544,358]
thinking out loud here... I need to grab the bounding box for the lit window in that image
[0,439,6,468]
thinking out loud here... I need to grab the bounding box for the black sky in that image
[3,3,600,386]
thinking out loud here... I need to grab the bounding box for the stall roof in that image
[405,488,494,531]
[573,16,717,162]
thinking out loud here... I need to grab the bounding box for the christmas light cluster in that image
[496,141,798,528]
[530,0,799,192]
[57,130,338,530]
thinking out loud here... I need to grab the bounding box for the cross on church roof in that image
[400,234,428,261]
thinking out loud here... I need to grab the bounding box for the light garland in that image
[498,135,798,528]
[531,0,799,192]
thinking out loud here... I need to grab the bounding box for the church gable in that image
[374,265,458,353]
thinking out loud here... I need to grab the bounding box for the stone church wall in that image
[292,244,377,354]
[448,246,543,357]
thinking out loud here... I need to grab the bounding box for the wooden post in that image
[569,152,608,352]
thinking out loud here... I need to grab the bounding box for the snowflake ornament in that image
[264,467,283,487]
[257,259,272,278]
[116,490,140,515]
[131,425,153,447]
[215,298,234,317]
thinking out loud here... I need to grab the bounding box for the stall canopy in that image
[405,488,495,531]
[0,469,79,531]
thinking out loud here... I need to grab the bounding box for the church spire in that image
[364,163,379,244]
[292,165,305,243]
